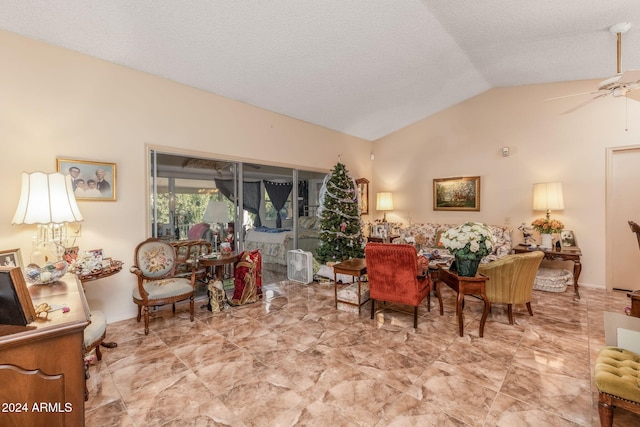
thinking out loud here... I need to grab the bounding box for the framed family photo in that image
[57,158,117,201]
[0,248,23,268]
[433,176,481,211]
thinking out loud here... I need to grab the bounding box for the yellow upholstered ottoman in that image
[594,346,640,426]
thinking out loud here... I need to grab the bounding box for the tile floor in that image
[86,266,640,426]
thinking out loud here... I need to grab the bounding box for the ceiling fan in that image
[547,22,640,109]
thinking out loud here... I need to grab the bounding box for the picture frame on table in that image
[561,229,578,247]
[0,248,24,268]
[356,178,369,215]
[433,176,481,211]
[371,224,389,239]
[89,249,104,260]
[0,266,36,325]
[56,158,117,201]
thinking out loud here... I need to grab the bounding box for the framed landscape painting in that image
[57,158,117,201]
[433,176,481,211]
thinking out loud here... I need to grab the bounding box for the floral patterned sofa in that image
[393,223,513,263]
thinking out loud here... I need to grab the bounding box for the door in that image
[606,145,640,291]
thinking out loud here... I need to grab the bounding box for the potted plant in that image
[440,222,496,276]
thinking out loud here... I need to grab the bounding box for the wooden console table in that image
[513,246,582,300]
[0,273,90,426]
[435,265,490,337]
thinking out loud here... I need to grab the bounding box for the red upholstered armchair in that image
[365,243,435,328]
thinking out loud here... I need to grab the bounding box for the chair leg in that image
[136,305,142,322]
[426,292,431,312]
[413,306,418,329]
[598,399,614,427]
[507,304,514,325]
[371,299,375,319]
[143,306,150,335]
[189,295,195,322]
[95,344,102,361]
[172,303,176,314]
[526,301,534,317]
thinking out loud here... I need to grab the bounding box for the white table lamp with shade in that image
[202,200,230,253]
[12,171,84,284]
[532,182,564,249]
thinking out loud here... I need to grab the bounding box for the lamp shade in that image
[376,192,394,211]
[532,182,564,211]
[12,172,83,225]
[202,200,230,224]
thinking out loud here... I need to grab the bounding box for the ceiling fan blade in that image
[619,69,640,84]
[545,90,603,102]
[558,97,602,115]
[626,90,640,102]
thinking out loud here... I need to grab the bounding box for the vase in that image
[540,233,553,249]
[454,254,481,277]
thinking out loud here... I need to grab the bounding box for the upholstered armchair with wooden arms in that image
[130,238,197,335]
[477,251,544,324]
[170,239,212,285]
[365,243,435,329]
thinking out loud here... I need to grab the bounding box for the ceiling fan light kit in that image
[610,22,631,36]
[547,22,640,109]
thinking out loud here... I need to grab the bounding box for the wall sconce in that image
[533,182,564,220]
[376,192,394,222]
[12,172,84,265]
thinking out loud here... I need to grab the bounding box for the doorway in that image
[606,145,640,291]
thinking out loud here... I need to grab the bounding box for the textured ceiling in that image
[1,1,640,140]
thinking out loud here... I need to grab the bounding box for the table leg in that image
[456,291,465,337]
[100,341,117,349]
[436,280,444,315]
[573,260,582,300]
[479,292,490,338]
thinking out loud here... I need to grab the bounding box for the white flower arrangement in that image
[440,222,496,259]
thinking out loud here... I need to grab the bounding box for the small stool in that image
[84,310,107,360]
[594,346,640,426]
[533,267,573,293]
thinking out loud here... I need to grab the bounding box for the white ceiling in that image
[1,1,640,141]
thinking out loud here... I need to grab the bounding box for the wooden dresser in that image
[0,273,90,427]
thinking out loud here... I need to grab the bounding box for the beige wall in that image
[0,30,372,322]
[373,82,640,290]
[2,29,637,323]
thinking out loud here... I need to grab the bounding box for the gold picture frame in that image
[433,176,481,211]
[356,178,369,215]
[56,158,117,201]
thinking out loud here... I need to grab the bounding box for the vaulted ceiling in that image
[1,1,640,140]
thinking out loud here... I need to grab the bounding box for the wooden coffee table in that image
[435,265,490,337]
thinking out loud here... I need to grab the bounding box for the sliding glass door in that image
[148,148,326,266]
